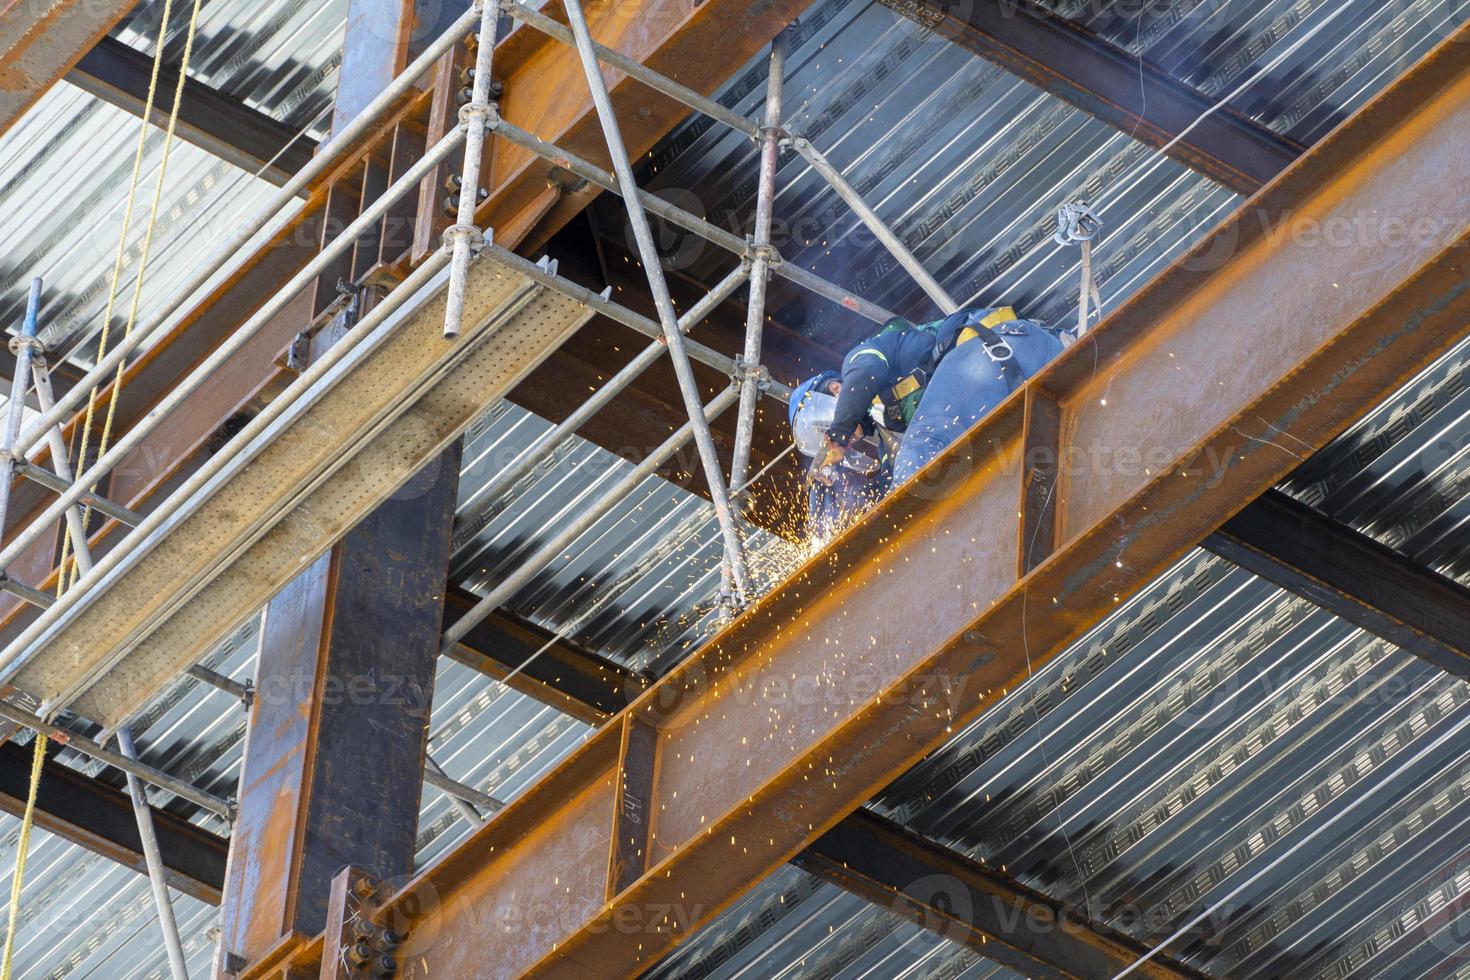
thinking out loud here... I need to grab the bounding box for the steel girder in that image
[1205,489,1470,677]
[356,23,1470,979]
[905,0,1305,194]
[0,0,134,136]
[66,37,318,186]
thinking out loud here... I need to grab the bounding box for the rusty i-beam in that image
[325,22,1470,979]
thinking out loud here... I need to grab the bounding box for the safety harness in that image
[872,306,1023,429]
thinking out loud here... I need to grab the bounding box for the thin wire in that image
[1018,479,1093,917]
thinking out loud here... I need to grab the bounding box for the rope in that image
[62,0,206,593]
[0,1,202,972]
[0,735,47,980]
[1054,200,1103,337]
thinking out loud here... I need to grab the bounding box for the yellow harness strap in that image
[956,306,1018,347]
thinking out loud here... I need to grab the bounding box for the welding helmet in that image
[788,371,841,456]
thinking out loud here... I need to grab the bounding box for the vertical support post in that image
[790,138,959,315]
[609,716,659,894]
[218,15,470,970]
[560,0,751,602]
[0,278,42,536]
[215,449,459,973]
[116,728,190,980]
[442,0,500,339]
[1018,385,1062,576]
[729,28,791,496]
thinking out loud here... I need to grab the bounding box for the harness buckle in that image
[985,341,1015,363]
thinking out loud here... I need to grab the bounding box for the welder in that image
[891,306,1064,484]
[787,369,888,544]
[787,315,932,542]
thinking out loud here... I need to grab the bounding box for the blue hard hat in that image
[788,371,840,429]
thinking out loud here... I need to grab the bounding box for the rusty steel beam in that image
[797,809,1207,980]
[898,0,1305,194]
[0,740,227,905]
[67,37,318,186]
[356,23,1470,979]
[0,0,135,136]
[444,585,1198,978]
[215,451,458,971]
[443,586,647,726]
[1205,488,1470,677]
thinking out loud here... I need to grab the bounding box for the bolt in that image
[375,953,398,977]
[374,927,404,952]
[349,940,374,966]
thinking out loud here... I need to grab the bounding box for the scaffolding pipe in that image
[7,7,483,465]
[730,28,791,496]
[117,728,190,980]
[561,0,750,602]
[493,119,896,325]
[0,131,466,585]
[443,385,737,652]
[14,459,141,528]
[0,701,232,816]
[0,279,42,535]
[30,356,114,572]
[505,0,759,140]
[425,756,497,821]
[443,0,500,339]
[0,250,455,676]
[791,137,959,315]
[483,244,792,403]
[460,263,749,520]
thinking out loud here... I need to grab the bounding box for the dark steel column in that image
[1206,489,1470,677]
[217,4,455,971]
[216,450,459,971]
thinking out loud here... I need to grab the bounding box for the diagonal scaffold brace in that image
[560,0,752,610]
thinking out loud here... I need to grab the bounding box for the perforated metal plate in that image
[6,253,592,728]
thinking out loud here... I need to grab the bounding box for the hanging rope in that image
[0,1,203,973]
[1054,200,1103,337]
[0,735,46,980]
[62,0,206,593]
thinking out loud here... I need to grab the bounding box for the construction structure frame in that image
[0,0,1468,978]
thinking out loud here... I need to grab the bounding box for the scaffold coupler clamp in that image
[733,356,771,394]
[7,333,43,360]
[460,97,501,136]
[746,237,781,270]
[442,222,487,258]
